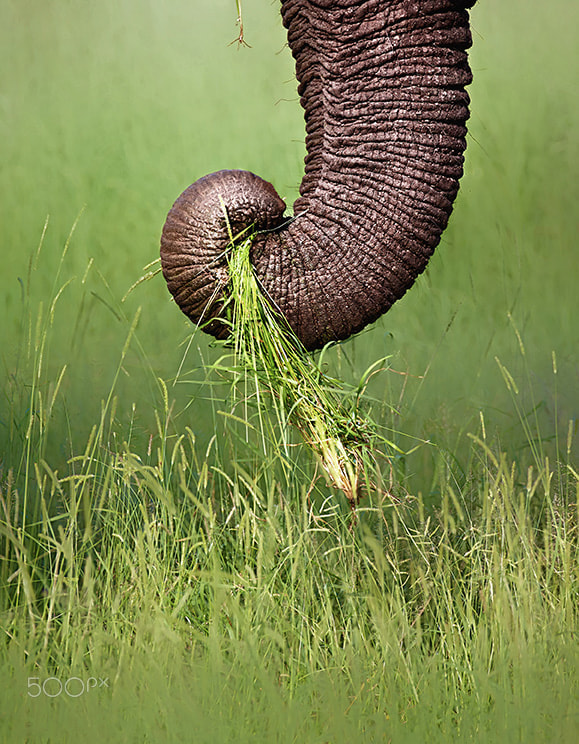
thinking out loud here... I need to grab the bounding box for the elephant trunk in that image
[161,0,477,351]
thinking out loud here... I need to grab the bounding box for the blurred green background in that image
[1,0,577,482]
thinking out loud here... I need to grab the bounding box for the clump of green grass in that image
[211,224,397,506]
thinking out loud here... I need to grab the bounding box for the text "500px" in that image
[28,677,109,698]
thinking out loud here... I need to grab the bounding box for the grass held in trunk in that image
[214,220,396,506]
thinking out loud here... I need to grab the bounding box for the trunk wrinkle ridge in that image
[161,0,477,350]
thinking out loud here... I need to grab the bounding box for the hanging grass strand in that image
[216,227,389,505]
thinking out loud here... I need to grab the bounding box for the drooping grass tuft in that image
[212,225,398,505]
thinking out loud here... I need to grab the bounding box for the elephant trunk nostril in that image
[160,169,286,337]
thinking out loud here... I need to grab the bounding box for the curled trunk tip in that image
[161,0,477,350]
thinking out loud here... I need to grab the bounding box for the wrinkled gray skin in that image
[161,0,477,351]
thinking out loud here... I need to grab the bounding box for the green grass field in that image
[1,0,578,741]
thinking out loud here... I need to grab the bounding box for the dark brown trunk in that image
[161,0,477,350]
